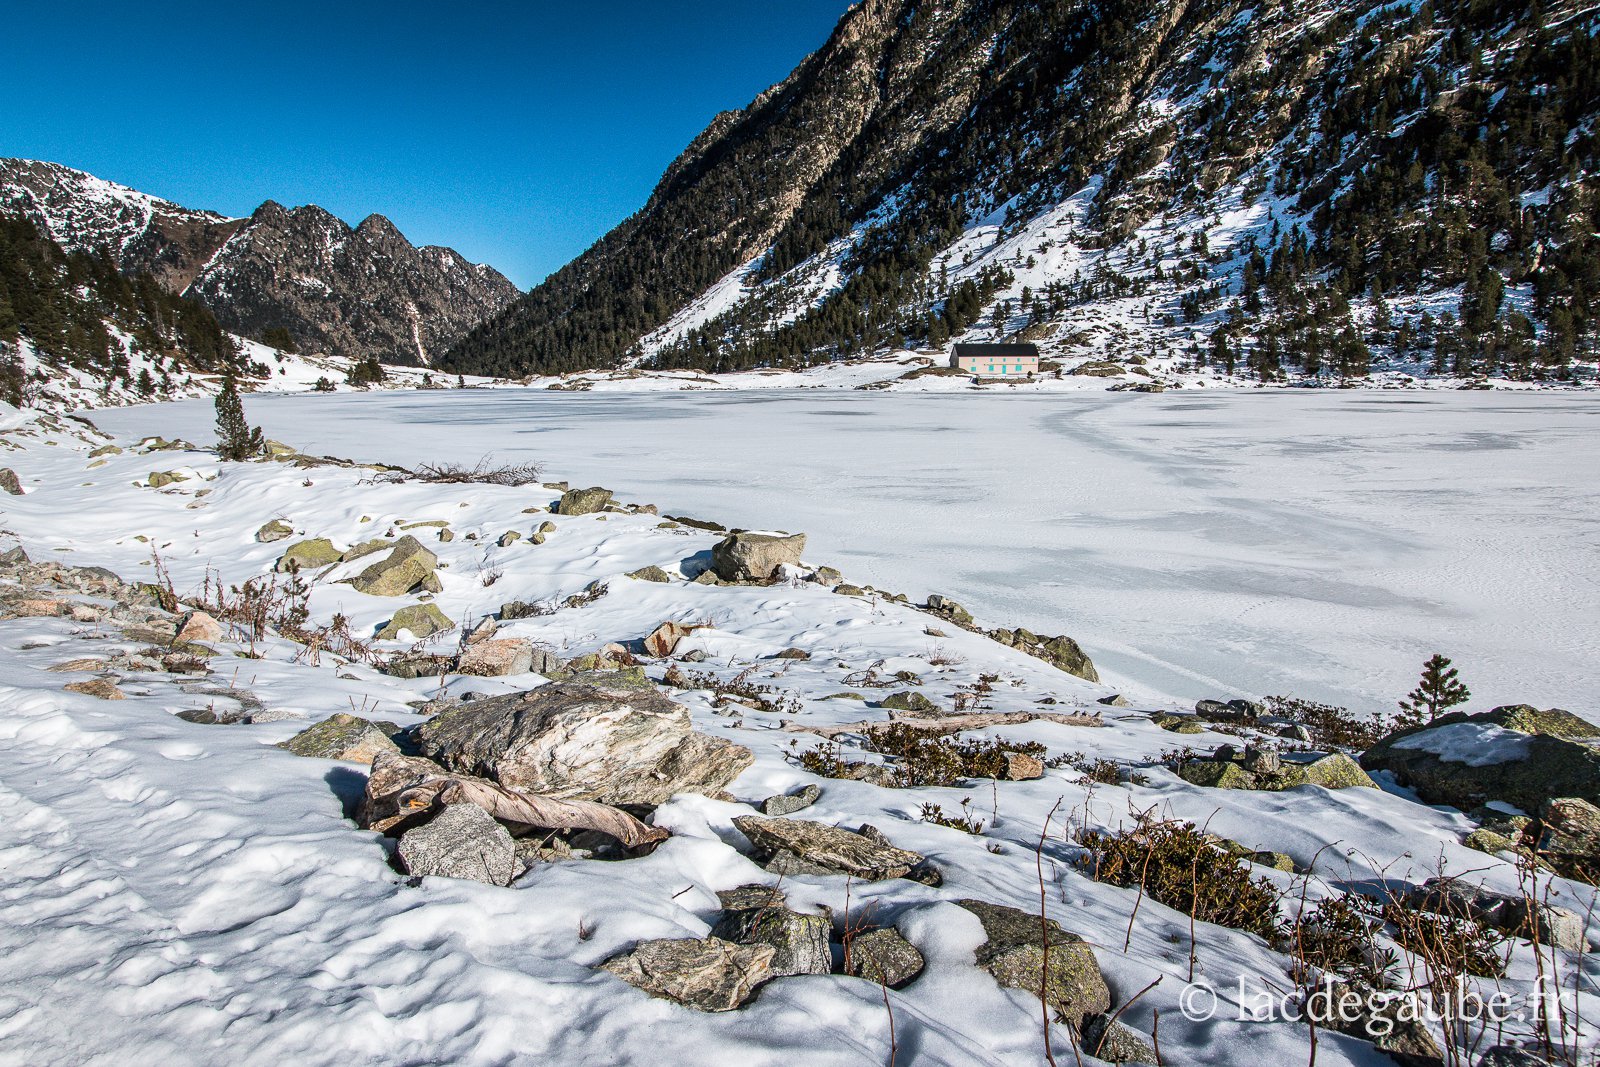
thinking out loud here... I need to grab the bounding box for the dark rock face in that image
[1361,707,1600,814]
[954,899,1110,1028]
[1,158,518,366]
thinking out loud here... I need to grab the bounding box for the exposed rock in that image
[281,713,399,763]
[627,565,674,583]
[456,638,535,677]
[600,937,774,1012]
[255,518,294,542]
[711,531,806,582]
[925,594,973,626]
[1098,693,1131,707]
[1408,877,1585,951]
[1031,634,1099,683]
[1362,709,1600,814]
[1155,714,1207,734]
[556,487,613,515]
[350,535,438,596]
[954,899,1110,1028]
[762,784,821,816]
[375,603,454,641]
[396,802,518,886]
[275,538,343,573]
[711,884,831,977]
[643,620,700,658]
[147,470,188,488]
[64,678,125,700]
[1195,698,1261,723]
[0,469,25,495]
[1477,1047,1557,1067]
[845,927,925,989]
[772,647,810,660]
[1081,1014,1157,1063]
[1000,750,1045,781]
[416,679,752,805]
[1180,751,1375,791]
[1488,704,1600,740]
[1464,827,1519,856]
[1307,982,1444,1065]
[732,815,925,881]
[879,690,937,713]
[833,583,865,596]
[496,530,522,547]
[174,610,224,645]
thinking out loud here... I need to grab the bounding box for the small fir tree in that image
[1398,653,1470,725]
[213,372,263,461]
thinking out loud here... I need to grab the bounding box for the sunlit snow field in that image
[96,388,1600,716]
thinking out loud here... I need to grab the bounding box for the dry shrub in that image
[1077,818,1284,938]
[1263,694,1394,750]
[415,457,542,486]
[864,723,1046,787]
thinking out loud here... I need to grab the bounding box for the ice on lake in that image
[96,388,1600,717]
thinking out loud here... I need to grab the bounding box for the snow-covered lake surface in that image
[95,388,1600,716]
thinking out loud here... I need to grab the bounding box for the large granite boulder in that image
[275,538,342,573]
[599,937,774,1012]
[1362,706,1600,814]
[456,638,535,677]
[376,603,454,640]
[396,802,518,886]
[711,532,806,582]
[350,535,439,597]
[1180,749,1375,791]
[415,679,752,805]
[954,899,1110,1028]
[556,487,613,515]
[732,815,927,881]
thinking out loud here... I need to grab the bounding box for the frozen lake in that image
[95,388,1600,716]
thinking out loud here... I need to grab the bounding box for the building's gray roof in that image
[951,343,1040,358]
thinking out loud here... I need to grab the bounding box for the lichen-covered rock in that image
[711,884,831,977]
[954,899,1110,1028]
[762,784,821,816]
[845,927,925,989]
[496,530,522,547]
[376,602,454,640]
[1081,1014,1157,1063]
[1362,709,1600,814]
[925,594,973,625]
[556,486,614,515]
[350,535,438,596]
[599,937,774,1012]
[879,690,936,713]
[1156,714,1207,734]
[255,518,294,543]
[456,638,535,677]
[732,815,926,881]
[1538,796,1600,868]
[710,531,806,582]
[396,802,518,886]
[1487,704,1600,740]
[147,470,188,488]
[627,565,673,583]
[416,679,752,805]
[1180,751,1375,792]
[281,713,399,763]
[275,538,342,573]
[1178,760,1259,789]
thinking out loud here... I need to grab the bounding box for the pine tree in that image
[213,372,263,461]
[1398,653,1470,725]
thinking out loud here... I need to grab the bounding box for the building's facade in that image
[950,343,1040,376]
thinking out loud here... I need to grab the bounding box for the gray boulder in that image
[396,803,518,886]
[416,679,752,805]
[879,690,937,713]
[732,815,927,881]
[255,518,294,542]
[375,603,454,640]
[954,899,1110,1028]
[627,565,674,583]
[845,927,925,989]
[600,937,774,1012]
[1362,706,1600,814]
[762,784,821,816]
[280,713,399,764]
[711,532,806,582]
[711,884,831,977]
[350,535,439,597]
[556,487,613,515]
[0,468,22,495]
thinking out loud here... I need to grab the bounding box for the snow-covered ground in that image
[0,399,1595,1066]
[96,388,1600,718]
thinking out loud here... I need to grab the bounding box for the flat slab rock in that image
[600,937,775,1012]
[416,679,752,806]
[281,713,399,764]
[733,815,927,881]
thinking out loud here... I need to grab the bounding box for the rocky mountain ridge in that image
[0,158,520,366]
[444,0,1599,386]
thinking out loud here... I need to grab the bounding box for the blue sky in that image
[2,1,854,288]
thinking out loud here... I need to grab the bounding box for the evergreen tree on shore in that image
[1398,653,1471,725]
[214,371,263,461]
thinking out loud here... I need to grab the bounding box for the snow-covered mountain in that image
[445,0,1598,386]
[0,159,520,366]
